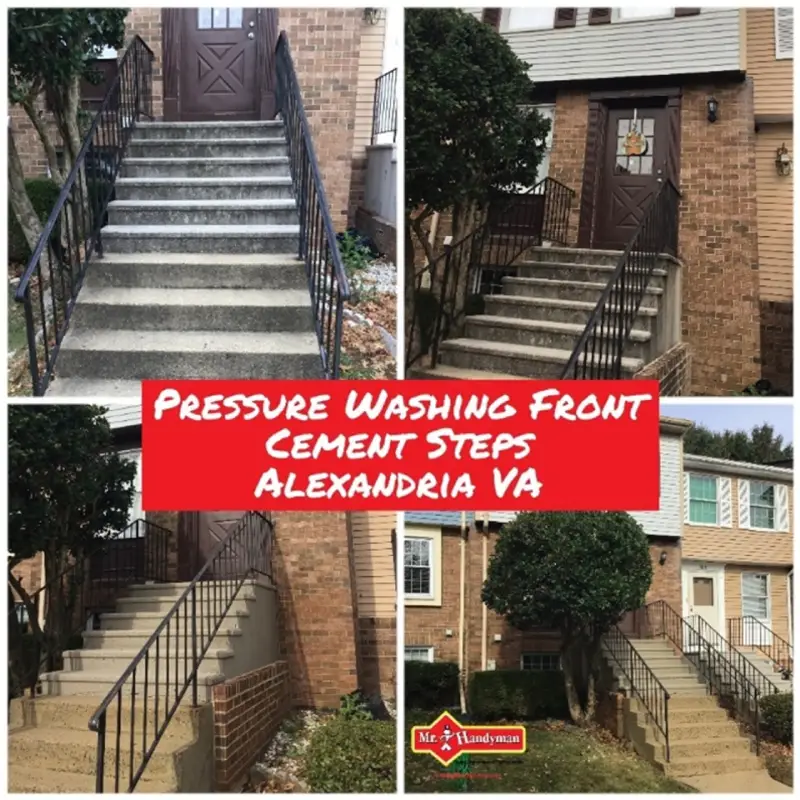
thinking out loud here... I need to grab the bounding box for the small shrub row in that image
[468,670,568,722]
[405,661,459,710]
[760,692,792,745]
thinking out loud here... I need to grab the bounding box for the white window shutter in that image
[738,479,751,529]
[776,8,793,59]
[719,477,732,528]
[683,473,690,523]
[776,484,790,532]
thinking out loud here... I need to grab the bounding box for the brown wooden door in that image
[596,106,667,249]
[177,511,248,580]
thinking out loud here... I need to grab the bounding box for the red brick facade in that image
[760,300,793,393]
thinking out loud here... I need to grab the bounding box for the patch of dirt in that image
[762,740,793,787]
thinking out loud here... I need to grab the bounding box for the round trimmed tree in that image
[482,511,653,724]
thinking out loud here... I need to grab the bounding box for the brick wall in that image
[125,8,164,120]
[645,538,682,612]
[633,342,693,396]
[9,555,44,601]
[759,300,793,394]
[212,661,290,791]
[358,617,397,701]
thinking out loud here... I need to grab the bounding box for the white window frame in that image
[741,572,771,622]
[775,8,793,60]
[521,652,562,671]
[404,528,443,607]
[749,481,777,531]
[687,474,719,527]
[501,7,555,33]
[613,8,675,24]
[118,448,143,530]
[405,646,434,663]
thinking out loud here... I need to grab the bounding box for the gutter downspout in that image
[481,512,489,671]
[38,550,46,631]
[458,511,467,714]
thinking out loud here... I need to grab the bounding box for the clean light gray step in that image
[122,579,261,599]
[56,328,322,380]
[464,315,651,361]
[438,338,643,379]
[87,252,307,291]
[115,175,294,200]
[37,669,223,700]
[114,592,255,615]
[502,275,661,309]
[120,157,292,179]
[94,608,250,632]
[101,224,300,254]
[46,378,146,397]
[516,259,668,290]
[62,647,235,675]
[133,120,284,140]
[108,199,298,227]
[127,138,287,159]
[81,626,244,651]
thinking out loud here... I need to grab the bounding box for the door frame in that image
[681,560,726,634]
[577,86,682,249]
[162,7,277,122]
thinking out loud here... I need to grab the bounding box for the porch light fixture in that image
[775,143,792,177]
[363,8,383,25]
[706,96,718,123]
[659,550,668,566]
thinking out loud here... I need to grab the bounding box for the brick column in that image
[125,8,165,120]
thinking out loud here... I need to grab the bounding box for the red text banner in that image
[141,379,660,512]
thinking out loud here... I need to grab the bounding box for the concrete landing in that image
[681,770,791,793]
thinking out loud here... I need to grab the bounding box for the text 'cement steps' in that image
[48,120,319,396]
[413,246,667,380]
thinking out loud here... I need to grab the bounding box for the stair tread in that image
[101,608,249,619]
[63,647,234,658]
[466,314,651,341]
[137,120,282,128]
[504,276,663,295]
[131,137,285,145]
[116,175,291,185]
[79,286,311,308]
[92,251,299,265]
[410,364,528,380]
[83,626,242,638]
[10,724,188,753]
[46,379,145,397]
[489,294,659,316]
[40,668,223,683]
[8,763,171,792]
[519,259,668,276]
[123,157,290,165]
[102,224,299,236]
[669,752,760,765]
[108,199,296,209]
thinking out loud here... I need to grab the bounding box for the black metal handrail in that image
[14,36,154,396]
[728,616,793,678]
[8,518,170,696]
[275,32,350,378]
[88,511,274,793]
[561,179,681,380]
[371,68,397,144]
[406,177,575,370]
[604,624,671,761]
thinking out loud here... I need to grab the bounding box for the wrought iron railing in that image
[603,624,671,761]
[728,616,793,678]
[88,511,274,793]
[406,177,575,370]
[561,179,681,379]
[275,32,350,378]
[371,68,397,144]
[13,37,154,396]
[8,518,169,697]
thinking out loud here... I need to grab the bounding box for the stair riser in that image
[96,608,250,631]
[645,722,735,741]
[663,756,762,777]
[115,596,255,615]
[108,205,298,226]
[58,349,321,380]
[120,159,292,179]
[88,262,306,291]
[122,581,260,599]
[82,631,240,651]
[502,280,660,310]
[464,321,649,362]
[38,675,217,702]
[115,181,294,201]
[517,262,667,291]
[102,233,300,255]
[133,124,284,141]
[63,653,230,676]
[127,141,287,159]
[74,301,313,334]
[669,739,754,760]
[529,249,623,266]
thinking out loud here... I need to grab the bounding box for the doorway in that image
[176,510,249,580]
[682,562,725,638]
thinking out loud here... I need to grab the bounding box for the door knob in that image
[249,20,255,27]
[247,32,254,39]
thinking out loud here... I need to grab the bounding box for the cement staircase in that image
[48,119,319,396]
[603,637,766,778]
[739,650,793,692]
[414,246,667,380]
[8,580,261,793]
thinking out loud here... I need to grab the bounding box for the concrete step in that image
[646,665,703,681]
[107,199,298,226]
[115,175,294,200]
[438,338,643,379]
[408,364,527,381]
[121,579,261,599]
[663,752,763,777]
[61,646,235,675]
[133,120,284,140]
[72,286,313,333]
[82,625,243,651]
[8,763,174,793]
[527,246,626,267]
[45,378,147,397]
[654,676,707,693]
[115,592,256,615]
[101,224,300,254]
[120,157,292,179]
[127,137,287,159]
[86,252,307,291]
[55,328,322,380]
[629,693,720,714]
[37,668,223,699]
[95,607,250,632]
[501,276,662,309]
[666,720,743,741]
[515,259,667,291]
[464,314,650,361]
[668,737,752,760]
[628,639,678,653]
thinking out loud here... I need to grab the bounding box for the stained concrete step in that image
[108,199,298,226]
[666,720,745,741]
[663,752,763,777]
[133,120,284,140]
[72,286,313,333]
[82,625,243,651]
[115,175,294,200]
[86,252,307,291]
[120,157,292,179]
[515,259,667,291]
[127,137,287,159]
[526,246,627,267]
[667,737,752,760]
[101,224,300,254]
[8,763,174,793]
[438,338,643,379]
[501,276,662,309]
[55,328,322,380]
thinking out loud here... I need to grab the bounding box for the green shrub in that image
[468,670,568,722]
[304,717,395,792]
[760,692,792,745]
[338,689,372,721]
[405,661,459,710]
[9,178,61,264]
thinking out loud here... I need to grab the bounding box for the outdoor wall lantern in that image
[775,143,792,177]
[706,96,718,123]
[659,550,668,566]
[363,8,383,25]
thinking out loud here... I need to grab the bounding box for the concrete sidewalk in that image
[682,770,791,793]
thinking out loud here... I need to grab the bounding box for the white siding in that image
[104,404,142,430]
[500,8,742,83]
[462,8,483,19]
[630,435,682,538]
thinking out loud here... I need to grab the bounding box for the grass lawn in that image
[406,716,694,793]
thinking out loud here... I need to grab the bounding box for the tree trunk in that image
[8,130,46,256]
[21,96,64,185]
[561,641,588,725]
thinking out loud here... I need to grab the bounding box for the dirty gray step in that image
[515,260,668,291]
[115,175,294,201]
[127,137,287,159]
[485,294,659,332]
[662,753,763,777]
[8,764,175,793]
[86,252,307,291]
[668,737,756,760]
[464,315,651,362]
[45,378,154,397]
[55,328,322,380]
[438,338,643,380]
[120,157,292,179]
[526,246,626,267]
[81,626,244,651]
[101,224,300,254]
[108,199,298,226]
[133,120,284,140]
[502,276,662,310]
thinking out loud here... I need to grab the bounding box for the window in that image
[521,653,561,671]
[615,9,673,22]
[688,475,718,525]
[504,8,554,32]
[750,481,776,530]
[405,646,434,663]
[404,537,433,597]
[197,7,243,30]
[742,573,770,620]
[118,449,143,529]
[776,8,793,59]
[535,104,555,184]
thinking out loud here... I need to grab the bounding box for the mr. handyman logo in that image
[410,711,526,767]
